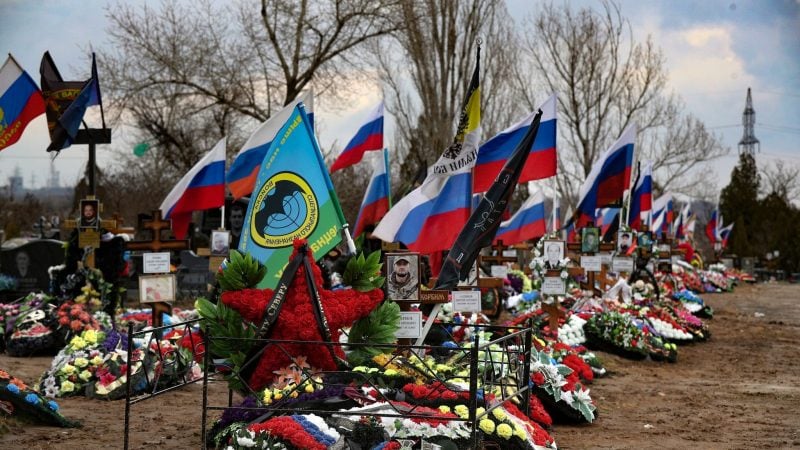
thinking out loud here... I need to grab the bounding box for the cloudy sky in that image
[1,0,798,200]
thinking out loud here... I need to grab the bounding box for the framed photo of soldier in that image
[211,230,230,257]
[581,227,600,253]
[79,199,100,230]
[617,230,634,255]
[542,239,565,269]
[386,253,420,301]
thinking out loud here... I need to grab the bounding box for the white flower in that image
[573,387,593,405]
[236,433,256,447]
[560,270,568,279]
[560,390,575,405]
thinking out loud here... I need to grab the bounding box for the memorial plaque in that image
[452,290,482,312]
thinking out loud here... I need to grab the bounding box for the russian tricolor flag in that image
[651,193,673,238]
[569,124,636,229]
[0,55,45,152]
[494,189,546,245]
[227,92,313,199]
[473,94,557,193]
[719,223,734,248]
[353,149,391,238]
[705,209,719,243]
[160,138,226,239]
[628,161,653,230]
[330,101,384,172]
[596,207,621,238]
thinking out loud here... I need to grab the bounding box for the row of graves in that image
[0,197,753,449]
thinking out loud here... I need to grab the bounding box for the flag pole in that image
[551,177,557,233]
[384,147,392,208]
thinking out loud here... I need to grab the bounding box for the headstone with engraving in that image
[177,250,213,298]
[0,239,65,297]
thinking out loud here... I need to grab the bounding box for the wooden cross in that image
[126,210,189,252]
[542,301,566,338]
[107,213,135,236]
[567,241,616,296]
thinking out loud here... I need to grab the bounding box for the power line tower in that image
[738,87,760,155]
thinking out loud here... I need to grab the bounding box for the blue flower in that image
[442,341,458,349]
[25,393,40,405]
[6,384,19,394]
[47,400,60,411]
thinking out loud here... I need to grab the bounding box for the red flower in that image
[221,240,383,390]
[532,372,545,386]
[412,385,429,399]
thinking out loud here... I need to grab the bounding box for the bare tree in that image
[374,0,522,188]
[516,1,725,204]
[760,160,800,202]
[101,0,399,175]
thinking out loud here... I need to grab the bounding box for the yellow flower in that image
[496,423,513,440]
[438,405,451,414]
[74,357,89,368]
[90,355,104,366]
[304,384,314,393]
[79,370,93,382]
[83,330,98,344]
[475,407,486,418]
[454,405,469,419]
[290,391,299,398]
[69,336,86,350]
[60,380,75,393]
[514,425,526,440]
[492,408,507,422]
[479,419,495,434]
[61,364,76,375]
[273,392,282,400]
[383,369,398,376]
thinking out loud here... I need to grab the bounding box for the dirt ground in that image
[1,282,799,449]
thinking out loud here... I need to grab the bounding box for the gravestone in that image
[0,239,65,297]
[176,250,213,298]
[740,257,756,275]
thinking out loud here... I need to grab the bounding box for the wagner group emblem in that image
[249,172,319,248]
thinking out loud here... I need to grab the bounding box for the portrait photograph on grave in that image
[211,230,230,256]
[581,227,600,253]
[637,231,653,248]
[139,274,176,304]
[617,230,634,254]
[543,239,565,269]
[79,199,100,230]
[386,253,420,301]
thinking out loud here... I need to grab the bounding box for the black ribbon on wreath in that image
[237,244,346,387]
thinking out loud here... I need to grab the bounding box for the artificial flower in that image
[479,418,495,434]
[496,423,513,439]
[60,381,75,393]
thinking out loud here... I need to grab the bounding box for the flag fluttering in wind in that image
[719,223,734,249]
[352,148,391,238]
[434,109,543,290]
[0,54,45,152]
[239,104,349,289]
[494,188,547,245]
[674,202,693,240]
[567,124,636,229]
[160,138,226,239]
[651,193,673,238]
[330,101,384,172]
[473,94,557,193]
[628,161,652,230]
[596,207,621,240]
[373,49,481,253]
[227,92,314,199]
[705,208,719,243]
[40,52,101,152]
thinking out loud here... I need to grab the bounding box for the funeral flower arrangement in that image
[0,368,77,428]
[529,349,597,423]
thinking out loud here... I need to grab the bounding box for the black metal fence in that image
[123,318,205,450]
[200,322,534,449]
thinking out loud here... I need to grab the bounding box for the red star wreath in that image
[220,240,383,391]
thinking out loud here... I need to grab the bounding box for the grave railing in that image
[200,321,534,449]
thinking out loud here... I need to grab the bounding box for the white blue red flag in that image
[705,208,719,243]
[651,193,673,238]
[160,138,226,239]
[373,52,480,253]
[567,124,636,229]
[596,207,621,238]
[227,91,313,199]
[330,101,384,172]
[628,161,652,230]
[353,148,391,238]
[0,55,45,152]
[719,223,734,248]
[473,94,557,193]
[494,189,547,245]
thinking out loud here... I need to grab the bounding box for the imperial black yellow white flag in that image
[239,104,346,289]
